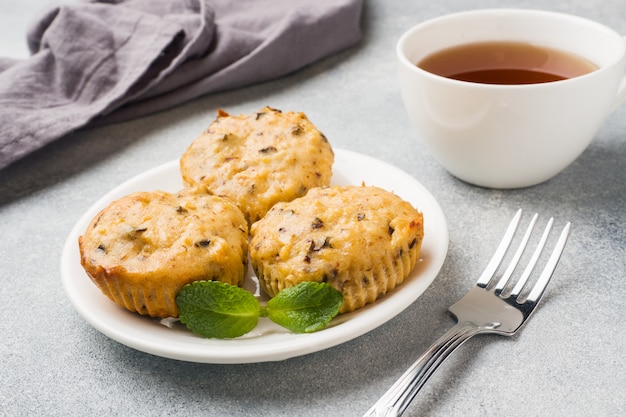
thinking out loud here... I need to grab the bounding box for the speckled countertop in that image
[1,1,625,416]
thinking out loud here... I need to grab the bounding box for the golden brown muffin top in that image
[249,185,424,312]
[180,107,334,224]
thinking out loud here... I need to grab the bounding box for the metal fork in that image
[363,209,571,417]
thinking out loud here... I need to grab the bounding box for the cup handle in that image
[611,36,626,112]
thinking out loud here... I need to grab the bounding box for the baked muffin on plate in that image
[78,188,248,318]
[249,185,424,313]
[180,106,334,225]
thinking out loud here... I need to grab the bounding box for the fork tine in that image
[525,221,571,303]
[476,209,523,288]
[494,213,538,294]
[509,217,554,298]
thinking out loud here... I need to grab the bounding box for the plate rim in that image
[60,148,449,363]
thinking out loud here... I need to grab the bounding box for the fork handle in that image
[363,322,481,417]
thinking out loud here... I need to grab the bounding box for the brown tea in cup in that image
[418,41,598,84]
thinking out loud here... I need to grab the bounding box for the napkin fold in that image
[0,0,363,170]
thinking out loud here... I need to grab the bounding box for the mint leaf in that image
[267,282,343,333]
[175,281,343,339]
[176,281,260,339]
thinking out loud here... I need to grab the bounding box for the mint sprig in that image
[176,281,343,339]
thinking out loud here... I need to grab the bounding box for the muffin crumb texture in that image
[250,185,424,313]
[79,188,248,318]
[180,106,334,225]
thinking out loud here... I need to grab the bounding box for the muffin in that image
[179,106,334,225]
[78,188,248,318]
[249,185,424,313]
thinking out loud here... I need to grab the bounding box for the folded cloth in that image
[0,0,363,170]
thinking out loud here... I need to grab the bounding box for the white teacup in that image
[397,9,626,188]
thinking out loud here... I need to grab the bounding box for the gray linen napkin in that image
[0,0,363,170]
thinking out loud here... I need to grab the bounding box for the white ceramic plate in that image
[61,148,448,363]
